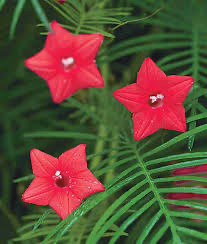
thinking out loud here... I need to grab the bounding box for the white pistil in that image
[55,171,61,176]
[149,96,157,103]
[62,57,74,66]
[150,94,164,103]
[157,94,164,99]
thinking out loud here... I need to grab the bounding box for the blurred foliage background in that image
[1,0,207,243]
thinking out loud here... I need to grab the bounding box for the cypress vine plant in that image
[2,0,207,243]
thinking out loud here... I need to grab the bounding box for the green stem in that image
[0,199,20,231]
[2,168,11,206]
[188,26,199,150]
[104,131,119,183]
[97,0,110,8]
[90,61,110,169]
[30,0,51,32]
[75,0,86,34]
[90,124,107,169]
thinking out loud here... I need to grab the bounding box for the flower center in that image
[55,171,69,188]
[148,94,164,108]
[62,57,75,72]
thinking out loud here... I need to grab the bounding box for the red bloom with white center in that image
[22,145,105,219]
[25,21,104,103]
[113,58,194,141]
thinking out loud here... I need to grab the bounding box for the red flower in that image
[57,0,66,3]
[22,145,105,219]
[25,21,104,103]
[113,58,194,141]
[168,164,207,221]
[173,164,207,186]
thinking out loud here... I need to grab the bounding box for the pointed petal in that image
[45,21,75,57]
[173,165,207,186]
[49,190,81,219]
[166,75,194,103]
[47,64,104,104]
[162,104,186,132]
[30,149,59,177]
[133,110,161,141]
[22,177,54,205]
[168,192,207,201]
[25,49,57,80]
[74,33,103,62]
[59,144,87,171]
[113,83,148,113]
[137,58,166,90]
[173,165,207,176]
[168,192,195,200]
[47,72,75,103]
[73,63,104,89]
[69,169,105,199]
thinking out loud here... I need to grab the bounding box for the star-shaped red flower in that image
[22,144,105,219]
[25,21,104,103]
[113,58,194,141]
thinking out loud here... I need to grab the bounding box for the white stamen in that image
[55,171,61,176]
[149,96,157,103]
[62,57,74,66]
[157,94,164,99]
[150,94,164,103]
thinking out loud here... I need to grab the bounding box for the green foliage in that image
[8,0,50,39]
[12,204,128,243]
[44,0,131,37]
[1,0,207,243]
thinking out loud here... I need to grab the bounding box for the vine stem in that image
[75,0,86,34]
[133,144,183,243]
[188,26,199,150]
[104,130,119,183]
[90,124,107,169]
[90,61,110,170]
[0,199,20,231]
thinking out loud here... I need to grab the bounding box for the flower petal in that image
[58,144,88,171]
[173,165,207,176]
[47,63,104,104]
[162,104,186,132]
[49,190,81,219]
[137,58,166,90]
[73,63,104,89]
[133,110,161,141]
[113,83,148,113]
[69,169,105,199]
[22,177,54,205]
[25,49,57,80]
[30,149,59,177]
[47,72,75,103]
[166,75,194,103]
[45,21,75,58]
[74,33,103,63]
[172,164,207,186]
[168,192,207,200]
